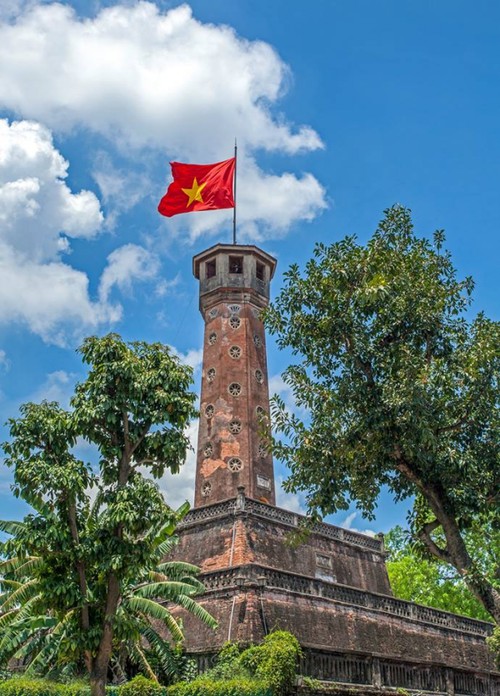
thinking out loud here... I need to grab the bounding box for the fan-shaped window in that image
[229,419,242,434]
[228,383,241,397]
[227,457,243,472]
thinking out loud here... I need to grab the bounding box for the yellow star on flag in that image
[182,177,207,207]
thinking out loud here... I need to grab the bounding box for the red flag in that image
[158,157,235,217]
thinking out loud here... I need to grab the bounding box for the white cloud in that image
[169,345,204,375]
[0,119,103,262]
[92,151,152,228]
[0,119,167,344]
[157,419,198,509]
[340,511,376,538]
[275,475,306,514]
[0,349,8,370]
[0,2,327,239]
[29,370,76,407]
[99,243,160,303]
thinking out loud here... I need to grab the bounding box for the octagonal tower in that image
[192,244,277,508]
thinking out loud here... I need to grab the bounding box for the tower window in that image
[255,369,263,383]
[228,382,242,397]
[229,316,241,329]
[208,332,217,345]
[205,404,214,418]
[207,368,216,383]
[201,481,212,497]
[256,262,265,280]
[206,259,216,278]
[227,457,243,472]
[229,256,243,274]
[229,419,242,434]
[229,345,241,359]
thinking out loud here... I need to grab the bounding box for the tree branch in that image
[417,519,452,564]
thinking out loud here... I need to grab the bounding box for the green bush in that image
[167,677,270,696]
[240,631,302,696]
[0,678,89,696]
[118,675,166,696]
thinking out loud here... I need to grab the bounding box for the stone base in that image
[166,494,498,695]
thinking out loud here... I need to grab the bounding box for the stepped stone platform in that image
[167,491,499,696]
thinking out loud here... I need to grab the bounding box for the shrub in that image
[240,631,302,696]
[118,675,166,696]
[167,677,269,696]
[0,679,89,696]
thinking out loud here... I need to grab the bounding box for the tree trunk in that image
[90,573,121,696]
[395,452,500,624]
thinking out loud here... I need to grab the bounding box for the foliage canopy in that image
[265,205,500,622]
[0,334,212,696]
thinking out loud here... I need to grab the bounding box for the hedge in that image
[0,680,89,696]
[167,678,271,696]
[0,679,120,696]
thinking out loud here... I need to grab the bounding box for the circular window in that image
[229,419,242,434]
[208,332,217,345]
[228,382,241,397]
[255,369,263,383]
[254,334,262,347]
[203,442,213,458]
[201,481,212,497]
[228,304,241,314]
[258,442,267,458]
[256,406,267,418]
[208,308,218,319]
[205,404,214,418]
[227,457,243,472]
[229,316,241,329]
[229,345,241,359]
[207,367,216,383]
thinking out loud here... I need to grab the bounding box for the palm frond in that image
[1,578,39,610]
[133,581,198,601]
[0,520,26,536]
[139,624,179,680]
[126,597,184,642]
[173,594,218,629]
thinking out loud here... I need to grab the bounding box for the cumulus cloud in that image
[0,119,103,261]
[92,151,152,228]
[158,419,198,509]
[0,119,164,344]
[0,2,327,239]
[99,243,161,303]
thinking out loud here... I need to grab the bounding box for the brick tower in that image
[165,242,497,695]
[193,244,277,508]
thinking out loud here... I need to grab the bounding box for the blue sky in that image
[0,0,498,535]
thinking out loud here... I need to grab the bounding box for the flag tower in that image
[192,244,277,508]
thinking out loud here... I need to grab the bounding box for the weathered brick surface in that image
[193,245,277,508]
[171,509,390,594]
[169,242,498,690]
[167,584,496,672]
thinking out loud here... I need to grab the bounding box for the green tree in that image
[1,334,206,695]
[0,509,216,684]
[265,205,500,623]
[385,525,492,621]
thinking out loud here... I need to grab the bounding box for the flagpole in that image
[233,139,237,245]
